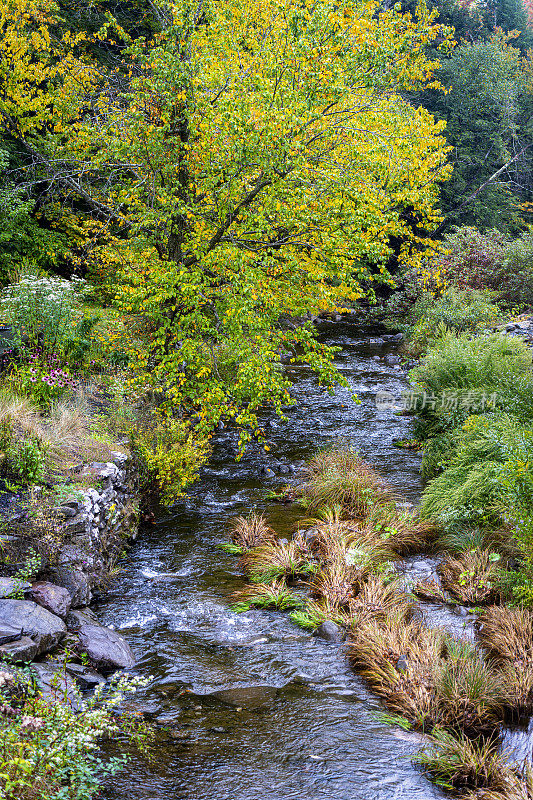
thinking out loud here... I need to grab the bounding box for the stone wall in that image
[47,453,140,607]
[0,454,139,682]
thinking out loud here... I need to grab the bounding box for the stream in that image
[98,323,459,800]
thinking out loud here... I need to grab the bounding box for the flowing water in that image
[98,322,452,800]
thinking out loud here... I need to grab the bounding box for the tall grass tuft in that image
[438,549,501,605]
[241,540,314,584]
[434,639,506,735]
[228,513,277,551]
[300,448,392,515]
[414,728,509,792]
[230,580,303,612]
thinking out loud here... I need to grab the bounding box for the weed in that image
[230,580,303,612]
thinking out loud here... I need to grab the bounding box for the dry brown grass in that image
[466,765,533,799]
[311,561,358,610]
[349,615,446,728]
[229,513,277,550]
[348,575,416,627]
[364,501,438,556]
[0,391,119,480]
[477,606,533,715]
[438,550,501,605]
[434,639,506,736]
[300,448,393,515]
[414,578,450,604]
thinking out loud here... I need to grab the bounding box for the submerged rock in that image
[315,620,344,642]
[0,599,66,655]
[203,684,279,708]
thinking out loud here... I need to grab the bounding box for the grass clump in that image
[414,728,508,792]
[225,513,277,553]
[241,540,315,584]
[434,639,505,735]
[300,448,392,515]
[230,580,303,612]
[349,615,446,729]
[438,550,502,606]
[364,500,437,555]
[476,606,533,715]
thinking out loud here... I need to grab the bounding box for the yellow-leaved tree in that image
[2,0,452,499]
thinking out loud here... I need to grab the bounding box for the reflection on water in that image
[98,326,445,800]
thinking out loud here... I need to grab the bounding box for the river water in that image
[98,323,447,800]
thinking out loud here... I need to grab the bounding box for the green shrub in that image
[497,233,533,309]
[411,331,532,440]
[0,668,151,800]
[435,227,507,291]
[6,436,46,485]
[421,414,533,533]
[407,288,501,356]
[0,268,86,357]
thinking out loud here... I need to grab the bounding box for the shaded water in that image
[98,324,447,800]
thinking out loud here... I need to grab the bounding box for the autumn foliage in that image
[1,0,453,497]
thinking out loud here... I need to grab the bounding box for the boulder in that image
[32,662,81,710]
[49,557,92,608]
[0,621,22,645]
[315,620,344,642]
[0,577,31,598]
[29,582,71,619]
[73,617,134,672]
[0,635,39,662]
[66,607,98,630]
[65,662,105,688]
[384,354,401,366]
[0,600,66,655]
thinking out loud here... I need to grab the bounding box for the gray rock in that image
[315,620,344,642]
[80,462,119,481]
[63,515,91,536]
[368,338,385,346]
[0,635,39,662]
[206,684,278,708]
[396,655,409,672]
[65,662,105,688]
[66,607,99,630]
[0,600,66,655]
[53,505,78,518]
[384,354,400,366]
[278,465,290,474]
[32,662,81,710]
[50,563,91,608]
[0,577,31,598]
[371,355,381,362]
[75,620,135,672]
[61,499,83,513]
[0,621,22,644]
[29,582,71,619]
